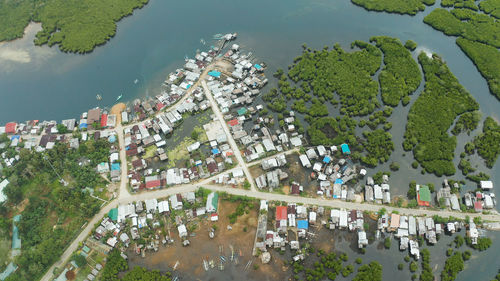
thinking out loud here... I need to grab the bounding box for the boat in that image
[219,261,224,271]
[116,94,123,102]
[200,38,206,45]
[96,94,102,101]
[203,259,209,271]
[173,261,179,271]
[134,79,139,84]
[220,256,226,262]
[230,245,234,261]
[209,259,215,268]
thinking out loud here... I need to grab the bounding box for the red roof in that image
[145,180,161,189]
[156,103,165,111]
[417,194,430,207]
[276,206,287,221]
[474,201,483,211]
[101,114,108,128]
[476,192,483,199]
[5,122,17,134]
[228,119,239,126]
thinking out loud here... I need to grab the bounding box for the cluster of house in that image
[255,154,289,190]
[54,245,105,281]
[364,174,392,204]
[435,180,496,212]
[93,191,219,254]
[298,144,369,199]
[378,213,481,260]
[329,209,369,248]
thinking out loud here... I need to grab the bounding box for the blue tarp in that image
[111,163,121,171]
[335,179,344,184]
[208,71,221,78]
[108,135,116,143]
[323,156,331,163]
[254,64,262,70]
[212,148,220,155]
[10,135,20,141]
[79,123,88,129]
[341,143,351,155]
[297,220,309,229]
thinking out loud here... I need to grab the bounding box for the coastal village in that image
[0,35,499,281]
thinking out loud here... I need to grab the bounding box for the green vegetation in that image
[1,139,110,280]
[405,40,418,51]
[341,264,355,277]
[307,117,357,146]
[371,36,421,106]
[410,261,418,272]
[389,162,400,171]
[7,0,144,52]
[351,0,434,15]
[419,249,434,281]
[287,42,381,116]
[479,0,500,18]
[291,251,343,280]
[466,236,492,251]
[101,249,172,280]
[0,0,149,53]
[456,38,500,100]
[403,53,479,176]
[451,111,480,135]
[424,8,500,47]
[353,261,383,281]
[473,117,500,167]
[441,0,478,10]
[458,158,475,175]
[361,129,394,167]
[424,8,500,100]
[384,237,391,249]
[440,251,464,281]
[398,263,404,270]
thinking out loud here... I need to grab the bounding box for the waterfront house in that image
[417,185,431,207]
[480,181,493,190]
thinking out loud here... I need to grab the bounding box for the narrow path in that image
[201,79,257,191]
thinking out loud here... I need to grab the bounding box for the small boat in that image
[219,261,224,271]
[220,256,226,262]
[96,94,102,101]
[173,261,179,271]
[203,260,209,271]
[239,249,243,257]
[116,94,123,101]
[134,79,139,84]
[200,38,206,45]
[209,260,215,268]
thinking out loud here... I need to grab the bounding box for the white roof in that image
[0,179,9,202]
[158,200,170,213]
[480,181,493,190]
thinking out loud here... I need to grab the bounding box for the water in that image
[0,0,499,278]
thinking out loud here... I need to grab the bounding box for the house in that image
[87,108,101,125]
[158,201,170,213]
[480,181,493,190]
[358,231,368,248]
[0,179,9,203]
[417,185,431,207]
[5,122,17,134]
[341,143,350,155]
[206,192,218,213]
[97,162,110,173]
[169,195,183,210]
[299,155,311,168]
[178,224,188,238]
[389,213,400,232]
[145,199,158,213]
[339,210,348,229]
[450,195,460,211]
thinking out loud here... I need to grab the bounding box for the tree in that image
[410,261,418,272]
[72,254,87,267]
[384,237,391,249]
[353,261,382,281]
[398,263,404,270]
[407,181,417,199]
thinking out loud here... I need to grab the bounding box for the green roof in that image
[419,186,431,202]
[108,208,118,221]
[212,192,219,212]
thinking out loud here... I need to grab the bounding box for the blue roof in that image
[12,215,21,250]
[254,64,262,70]
[212,148,220,154]
[111,163,121,171]
[297,220,309,229]
[0,263,18,281]
[323,156,331,163]
[335,178,344,184]
[79,123,88,129]
[186,84,192,89]
[108,135,116,143]
[341,143,351,154]
[208,71,221,78]
[10,135,20,141]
